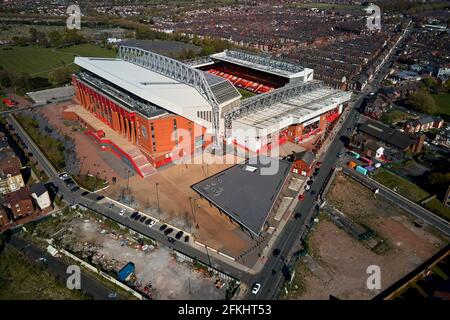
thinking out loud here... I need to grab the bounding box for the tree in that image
[407,89,437,114]
[427,172,450,186]
[0,70,11,88]
[49,67,72,85]
[48,30,63,47]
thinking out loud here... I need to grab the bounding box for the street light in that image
[155,182,160,211]
[189,197,198,230]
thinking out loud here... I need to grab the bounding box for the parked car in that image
[96,195,105,201]
[168,237,176,244]
[71,186,80,192]
[175,231,183,240]
[130,212,138,219]
[134,214,141,221]
[81,191,90,196]
[59,172,69,180]
[184,235,189,242]
[252,283,261,295]
[304,185,311,191]
[119,209,126,216]
[148,220,156,227]
[298,194,304,201]
[164,228,173,236]
[139,216,146,222]
[159,224,167,231]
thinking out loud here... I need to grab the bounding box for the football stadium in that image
[66,46,351,178]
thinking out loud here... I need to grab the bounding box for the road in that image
[245,94,365,300]
[246,24,413,299]
[3,23,415,299]
[342,167,450,236]
[8,235,122,300]
[5,112,251,282]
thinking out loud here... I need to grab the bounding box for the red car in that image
[316,161,322,167]
[298,194,305,201]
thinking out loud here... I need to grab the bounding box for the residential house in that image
[0,156,25,195]
[404,116,444,133]
[434,130,450,147]
[350,134,384,159]
[30,183,52,210]
[288,151,316,176]
[4,187,35,220]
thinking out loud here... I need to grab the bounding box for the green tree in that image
[0,71,11,88]
[407,89,437,114]
[49,67,72,85]
[48,30,63,47]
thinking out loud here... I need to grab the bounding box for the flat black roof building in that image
[358,119,415,150]
[192,156,292,237]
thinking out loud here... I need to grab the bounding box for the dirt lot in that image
[285,173,447,300]
[43,209,228,300]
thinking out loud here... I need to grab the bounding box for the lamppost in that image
[189,196,198,230]
[155,182,160,211]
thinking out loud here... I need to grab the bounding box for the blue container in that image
[118,262,135,282]
[356,165,368,175]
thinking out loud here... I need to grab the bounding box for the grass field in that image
[237,88,256,100]
[0,246,90,300]
[381,108,412,125]
[74,174,108,192]
[372,169,450,221]
[432,93,450,117]
[0,44,116,77]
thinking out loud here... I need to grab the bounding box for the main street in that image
[2,22,416,299]
[246,94,365,300]
[246,24,414,299]
[5,112,252,282]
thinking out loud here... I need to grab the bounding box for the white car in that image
[148,220,156,227]
[59,173,69,180]
[119,209,126,216]
[305,185,311,191]
[251,283,261,295]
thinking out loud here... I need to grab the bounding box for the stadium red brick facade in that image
[70,75,210,168]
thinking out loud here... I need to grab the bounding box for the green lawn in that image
[0,44,116,77]
[381,108,412,125]
[74,174,108,192]
[372,169,450,221]
[0,246,90,300]
[432,93,450,117]
[237,88,256,100]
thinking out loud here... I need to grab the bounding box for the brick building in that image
[4,187,35,220]
[0,156,25,195]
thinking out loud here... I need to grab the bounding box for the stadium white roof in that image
[74,57,240,119]
[232,87,351,136]
[210,50,309,79]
